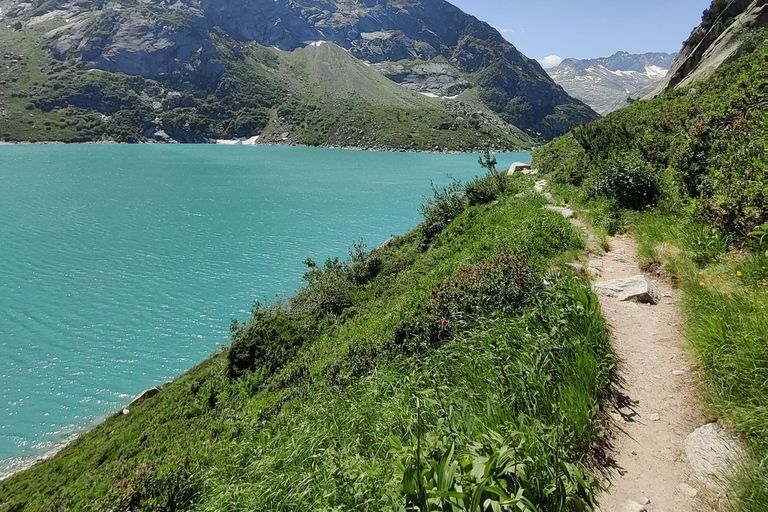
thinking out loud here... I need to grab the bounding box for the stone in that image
[543,192,555,203]
[672,369,685,376]
[128,386,162,407]
[378,236,398,249]
[588,267,602,277]
[122,408,130,415]
[543,205,574,218]
[677,482,699,498]
[623,501,647,512]
[592,275,661,304]
[648,413,661,421]
[685,422,745,486]
[507,162,531,175]
[534,179,548,193]
[565,262,585,271]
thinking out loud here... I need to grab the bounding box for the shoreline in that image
[0,432,81,483]
[0,139,534,154]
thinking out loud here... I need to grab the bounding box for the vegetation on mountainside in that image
[533,43,766,511]
[0,166,614,510]
[0,22,531,150]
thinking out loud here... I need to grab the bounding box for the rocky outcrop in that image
[51,3,225,89]
[646,0,766,98]
[372,61,470,98]
[547,52,676,114]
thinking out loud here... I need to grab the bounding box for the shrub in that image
[464,171,509,206]
[419,181,466,249]
[227,305,311,379]
[530,134,589,185]
[585,151,661,210]
[393,250,537,355]
[572,120,636,162]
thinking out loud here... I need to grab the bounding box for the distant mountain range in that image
[0,0,598,147]
[547,52,676,115]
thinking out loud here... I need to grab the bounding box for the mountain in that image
[0,0,598,147]
[647,0,766,98]
[546,52,676,115]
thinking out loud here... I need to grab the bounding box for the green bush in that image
[227,305,312,378]
[530,134,589,185]
[394,250,537,355]
[573,120,636,162]
[464,171,510,206]
[585,151,661,210]
[419,181,466,249]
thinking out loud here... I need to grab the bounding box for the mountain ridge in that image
[0,0,598,146]
[547,51,676,115]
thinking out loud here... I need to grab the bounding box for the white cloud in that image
[500,26,525,36]
[538,55,563,68]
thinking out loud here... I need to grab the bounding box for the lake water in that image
[0,144,530,476]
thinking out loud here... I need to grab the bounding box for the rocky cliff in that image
[0,0,597,145]
[647,0,766,98]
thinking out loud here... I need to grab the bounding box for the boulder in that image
[685,422,745,486]
[543,205,574,219]
[507,161,531,175]
[128,386,162,407]
[592,275,661,304]
[534,179,548,193]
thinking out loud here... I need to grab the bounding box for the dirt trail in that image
[588,234,716,512]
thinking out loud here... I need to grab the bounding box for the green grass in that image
[0,173,613,511]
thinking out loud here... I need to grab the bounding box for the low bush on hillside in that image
[584,151,661,210]
[419,181,466,249]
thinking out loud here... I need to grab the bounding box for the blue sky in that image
[449,0,713,66]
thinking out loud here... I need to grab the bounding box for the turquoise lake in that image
[0,144,530,476]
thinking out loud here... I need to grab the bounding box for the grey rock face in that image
[592,275,660,304]
[373,61,470,97]
[51,3,224,88]
[547,52,675,115]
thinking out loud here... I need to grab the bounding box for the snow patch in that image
[644,65,668,79]
[419,92,440,98]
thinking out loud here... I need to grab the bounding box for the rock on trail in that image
[592,275,661,304]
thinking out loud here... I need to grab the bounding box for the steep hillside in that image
[547,52,675,115]
[0,170,615,510]
[0,0,598,146]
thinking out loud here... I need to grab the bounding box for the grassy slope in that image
[532,43,766,510]
[0,175,613,511]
